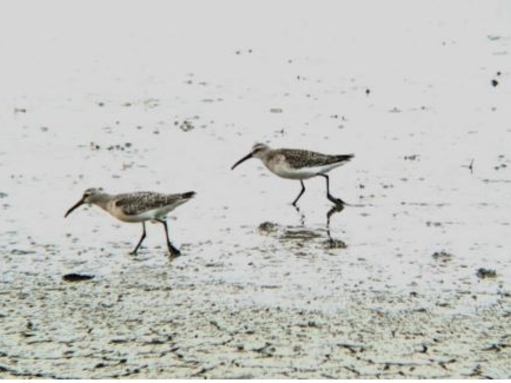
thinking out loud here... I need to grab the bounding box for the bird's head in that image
[231,143,270,170]
[64,187,104,218]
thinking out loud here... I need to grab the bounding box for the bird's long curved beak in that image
[64,198,85,218]
[231,152,253,170]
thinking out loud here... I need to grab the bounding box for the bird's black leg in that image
[156,219,181,257]
[292,180,306,206]
[319,173,347,206]
[131,222,147,255]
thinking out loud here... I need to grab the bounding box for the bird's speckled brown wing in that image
[273,149,354,169]
[114,191,195,216]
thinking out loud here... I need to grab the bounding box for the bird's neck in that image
[90,193,113,211]
[256,149,272,163]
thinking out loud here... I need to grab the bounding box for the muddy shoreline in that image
[1,269,509,378]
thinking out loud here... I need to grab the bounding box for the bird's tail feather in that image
[335,154,354,162]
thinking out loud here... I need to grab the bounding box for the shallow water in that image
[1,0,511,378]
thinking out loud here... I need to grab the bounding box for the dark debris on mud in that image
[432,251,453,262]
[62,273,95,282]
[258,221,278,233]
[476,268,497,279]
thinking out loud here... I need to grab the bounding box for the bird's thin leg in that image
[156,219,181,256]
[292,180,306,206]
[319,173,347,206]
[131,222,147,255]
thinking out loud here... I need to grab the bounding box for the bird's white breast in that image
[267,161,345,180]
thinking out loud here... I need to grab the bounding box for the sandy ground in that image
[1,0,511,378]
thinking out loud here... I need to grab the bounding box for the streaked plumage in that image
[112,191,194,219]
[232,143,353,206]
[65,188,195,256]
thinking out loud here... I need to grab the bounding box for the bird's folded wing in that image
[115,192,183,215]
[280,149,353,169]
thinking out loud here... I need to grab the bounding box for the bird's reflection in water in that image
[289,203,346,246]
[326,204,345,246]
[292,204,306,226]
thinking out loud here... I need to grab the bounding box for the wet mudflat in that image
[0,269,510,379]
[1,0,511,379]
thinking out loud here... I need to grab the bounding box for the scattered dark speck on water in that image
[491,79,499,87]
[365,88,371,95]
[476,268,497,279]
[107,145,125,151]
[63,273,95,282]
[11,249,36,255]
[432,251,453,262]
[180,120,194,132]
[0,192,7,198]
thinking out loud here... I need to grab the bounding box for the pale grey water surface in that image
[1,0,511,378]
